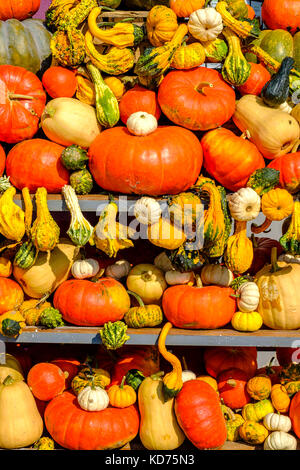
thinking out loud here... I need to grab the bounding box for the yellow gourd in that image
[126,264,167,305]
[247,375,272,401]
[19,298,52,326]
[146,5,178,47]
[158,322,183,400]
[31,188,60,252]
[0,257,12,277]
[239,420,269,445]
[0,376,43,449]
[242,399,274,422]
[0,354,24,384]
[224,220,254,274]
[148,217,186,251]
[138,372,185,450]
[270,384,291,413]
[104,77,125,101]
[0,187,25,242]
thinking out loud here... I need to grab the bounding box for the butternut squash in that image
[233,95,300,159]
[138,373,185,450]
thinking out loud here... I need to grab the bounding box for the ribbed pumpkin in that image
[119,85,161,125]
[0,277,24,315]
[162,284,236,329]
[261,0,300,36]
[44,391,139,450]
[0,1,40,21]
[204,347,258,379]
[6,139,69,193]
[88,126,203,196]
[0,19,51,73]
[175,380,227,450]
[53,278,131,326]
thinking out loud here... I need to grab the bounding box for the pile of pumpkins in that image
[2,337,300,451]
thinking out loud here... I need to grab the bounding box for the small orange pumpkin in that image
[271,384,291,413]
[108,376,137,408]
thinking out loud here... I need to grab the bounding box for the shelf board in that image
[13,194,124,212]
[2,326,300,347]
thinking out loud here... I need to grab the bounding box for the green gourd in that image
[70,169,93,195]
[261,57,295,108]
[14,241,38,269]
[62,185,94,247]
[125,369,145,391]
[124,291,163,328]
[222,27,251,86]
[100,321,130,350]
[86,63,120,128]
[201,38,228,63]
[61,145,89,171]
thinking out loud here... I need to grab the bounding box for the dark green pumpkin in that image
[70,169,93,195]
[1,319,21,338]
[61,145,89,171]
[125,369,145,391]
[0,19,52,74]
[13,241,37,269]
[261,56,295,107]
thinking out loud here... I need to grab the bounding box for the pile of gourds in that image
[1,336,300,450]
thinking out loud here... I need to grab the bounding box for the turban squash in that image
[88,126,203,196]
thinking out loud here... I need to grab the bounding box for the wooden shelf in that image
[2,326,300,347]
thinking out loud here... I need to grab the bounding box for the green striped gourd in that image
[86,63,120,128]
[100,321,130,350]
[14,241,38,269]
[31,188,60,252]
[62,185,94,247]
[124,291,163,328]
[222,27,251,86]
[71,366,108,395]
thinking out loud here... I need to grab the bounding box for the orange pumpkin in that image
[204,347,258,379]
[217,367,251,409]
[0,0,40,21]
[27,363,66,401]
[170,0,205,17]
[261,0,300,35]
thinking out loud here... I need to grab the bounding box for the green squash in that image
[202,39,228,64]
[61,145,89,171]
[260,29,300,72]
[224,0,248,19]
[168,243,208,273]
[70,169,93,195]
[100,321,130,350]
[13,241,38,270]
[125,369,145,391]
[261,57,295,107]
[0,19,52,74]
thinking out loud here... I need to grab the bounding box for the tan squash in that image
[13,238,80,299]
[138,373,185,450]
[0,354,24,384]
[0,376,43,449]
[233,95,300,159]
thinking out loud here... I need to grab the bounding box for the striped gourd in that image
[124,291,163,328]
[31,188,60,252]
[222,27,251,86]
[13,241,38,270]
[71,366,110,395]
[62,185,94,247]
[216,1,260,39]
[100,321,130,350]
[86,62,120,128]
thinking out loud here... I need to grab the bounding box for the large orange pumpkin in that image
[157,67,236,131]
[53,278,131,326]
[88,126,203,196]
[261,0,300,36]
[201,127,265,191]
[0,277,24,315]
[44,391,140,450]
[203,347,258,379]
[6,138,69,193]
[0,0,40,21]
[162,285,236,329]
[119,84,161,125]
[170,0,205,17]
[175,380,227,449]
[268,151,300,194]
[289,391,300,438]
[0,145,5,177]
[0,65,46,143]
[237,63,271,96]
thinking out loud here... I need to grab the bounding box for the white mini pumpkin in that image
[201,264,234,287]
[77,386,110,412]
[165,270,194,286]
[278,253,300,264]
[134,197,162,226]
[188,8,223,42]
[263,431,297,451]
[263,413,292,433]
[105,259,131,279]
[71,258,100,279]
[227,187,261,222]
[127,111,158,136]
[182,370,197,383]
[237,281,260,312]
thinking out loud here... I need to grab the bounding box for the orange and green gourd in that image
[222,27,251,87]
[71,365,110,395]
[100,321,130,350]
[70,169,93,195]
[158,322,183,401]
[31,188,60,252]
[124,291,163,328]
[62,185,94,247]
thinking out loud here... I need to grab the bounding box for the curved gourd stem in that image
[127,290,145,308]
[22,187,33,237]
[195,81,214,95]
[270,246,282,273]
[251,217,272,234]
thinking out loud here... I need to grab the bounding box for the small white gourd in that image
[201,264,234,287]
[263,431,297,451]
[278,253,300,264]
[227,187,261,222]
[105,259,131,279]
[134,197,162,226]
[154,252,174,272]
[165,270,194,286]
[263,413,292,433]
[181,357,196,383]
[188,8,223,42]
[71,258,100,279]
[77,385,109,412]
[237,281,260,312]
[127,111,158,136]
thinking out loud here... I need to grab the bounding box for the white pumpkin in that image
[182,370,197,383]
[77,386,109,412]
[188,8,223,42]
[201,264,234,287]
[71,258,100,279]
[134,197,162,226]
[227,187,261,222]
[105,259,131,279]
[263,431,297,451]
[237,281,260,312]
[127,111,158,136]
[263,413,292,433]
[154,252,174,272]
[165,270,194,286]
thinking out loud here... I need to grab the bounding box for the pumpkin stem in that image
[195,81,213,95]
[8,93,34,101]
[291,139,300,153]
[127,290,145,308]
[182,356,188,371]
[120,375,126,389]
[251,217,272,234]
[270,246,282,273]
[2,375,14,386]
[227,379,237,388]
[141,270,155,282]
[194,274,203,288]
[251,233,258,248]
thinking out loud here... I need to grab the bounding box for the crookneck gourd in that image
[31,188,60,252]
[22,188,33,238]
[46,0,98,31]
[261,57,295,108]
[124,291,163,328]
[88,7,144,48]
[224,220,254,274]
[158,322,183,401]
[85,31,135,75]
[86,62,120,128]
[62,185,94,247]
[0,187,25,242]
[222,27,251,86]
[135,23,188,80]
[247,168,280,197]
[215,1,260,39]
[193,176,232,258]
